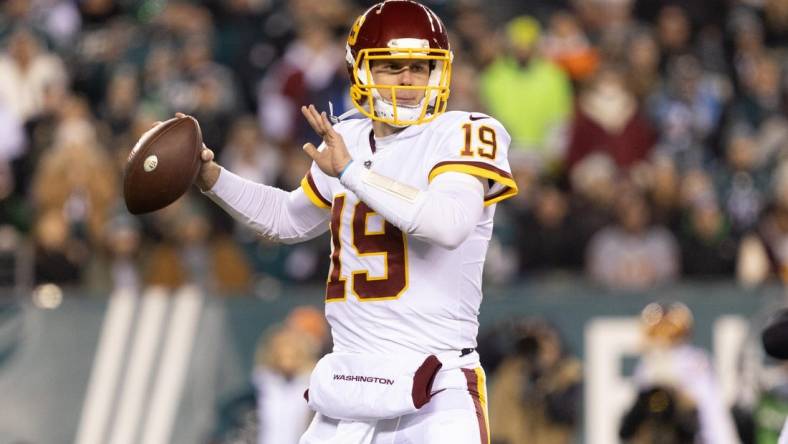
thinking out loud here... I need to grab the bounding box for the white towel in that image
[306,352,442,422]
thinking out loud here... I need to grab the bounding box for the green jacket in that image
[480,56,572,159]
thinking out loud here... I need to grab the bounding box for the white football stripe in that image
[108,287,170,444]
[141,286,204,444]
[74,288,138,444]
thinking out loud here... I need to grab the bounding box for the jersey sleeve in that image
[300,161,333,210]
[427,115,518,206]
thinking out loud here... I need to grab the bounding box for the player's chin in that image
[398,95,423,105]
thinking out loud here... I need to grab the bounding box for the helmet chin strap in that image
[328,99,432,128]
[328,101,360,124]
[372,90,430,127]
[329,98,436,128]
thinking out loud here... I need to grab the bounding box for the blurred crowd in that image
[0,0,787,294]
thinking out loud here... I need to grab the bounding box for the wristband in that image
[338,160,353,179]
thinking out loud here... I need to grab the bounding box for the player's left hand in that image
[301,104,352,177]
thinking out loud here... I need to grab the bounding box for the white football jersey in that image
[300,111,517,356]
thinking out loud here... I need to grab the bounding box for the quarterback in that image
[196,1,517,443]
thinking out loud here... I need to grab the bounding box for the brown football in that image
[123,116,203,215]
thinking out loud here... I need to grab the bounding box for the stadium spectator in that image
[0,26,67,123]
[729,7,768,92]
[446,61,485,113]
[30,123,117,246]
[144,199,252,293]
[257,19,346,146]
[0,161,29,235]
[98,65,140,139]
[0,98,26,164]
[714,130,771,238]
[640,155,682,231]
[219,116,281,187]
[586,188,679,290]
[655,5,693,66]
[647,54,731,170]
[540,11,599,82]
[450,2,502,69]
[763,0,788,45]
[678,196,737,277]
[565,65,656,173]
[480,16,572,176]
[0,161,29,287]
[574,0,639,59]
[516,184,583,275]
[623,30,661,101]
[736,161,788,285]
[85,212,142,293]
[567,153,618,251]
[32,209,82,285]
[725,52,786,155]
[253,322,319,444]
[285,306,330,354]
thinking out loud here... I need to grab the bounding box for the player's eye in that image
[410,62,431,74]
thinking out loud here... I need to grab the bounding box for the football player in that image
[196,1,517,442]
[633,302,740,444]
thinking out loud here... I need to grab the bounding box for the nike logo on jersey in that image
[469,115,489,121]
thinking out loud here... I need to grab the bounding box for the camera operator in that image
[489,318,582,444]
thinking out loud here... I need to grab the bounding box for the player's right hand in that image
[151,113,220,191]
[301,104,353,177]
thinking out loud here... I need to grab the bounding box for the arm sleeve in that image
[203,167,329,244]
[339,162,484,250]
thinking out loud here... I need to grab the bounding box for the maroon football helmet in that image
[345,1,453,126]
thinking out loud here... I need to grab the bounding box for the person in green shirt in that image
[480,16,573,176]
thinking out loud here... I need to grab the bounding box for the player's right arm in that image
[196,147,330,244]
[300,106,486,250]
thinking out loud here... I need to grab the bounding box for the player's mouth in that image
[392,94,420,106]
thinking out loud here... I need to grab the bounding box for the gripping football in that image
[123,115,203,215]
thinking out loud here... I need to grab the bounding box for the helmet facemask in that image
[347,41,452,127]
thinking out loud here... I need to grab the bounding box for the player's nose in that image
[398,68,414,86]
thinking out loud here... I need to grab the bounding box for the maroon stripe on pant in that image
[462,368,489,444]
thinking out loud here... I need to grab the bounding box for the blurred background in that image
[0,0,787,442]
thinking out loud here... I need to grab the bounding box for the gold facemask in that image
[349,47,452,126]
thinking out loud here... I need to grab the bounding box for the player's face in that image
[370,59,431,106]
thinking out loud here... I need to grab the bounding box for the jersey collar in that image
[370,121,429,151]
